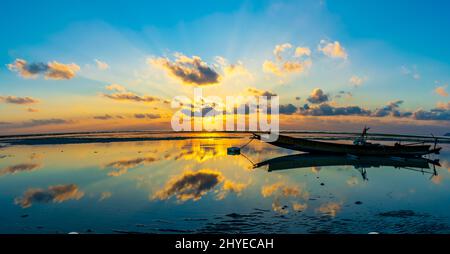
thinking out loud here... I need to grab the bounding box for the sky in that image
[1,0,450,135]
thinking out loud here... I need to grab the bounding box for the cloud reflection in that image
[316,202,342,217]
[152,169,247,202]
[15,184,84,208]
[261,182,309,214]
[104,157,157,176]
[153,169,223,202]
[0,163,41,176]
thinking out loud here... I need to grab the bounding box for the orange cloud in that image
[318,40,348,59]
[434,85,448,97]
[7,59,80,80]
[105,84,126,92]
[263,43,312,76]
[94,59,109,70]
[103,92,164,103]
[149,53,220,86]
[0,96,39,105]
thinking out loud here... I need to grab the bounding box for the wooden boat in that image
[252,128,441,157]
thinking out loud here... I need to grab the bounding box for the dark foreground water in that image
[0,132,449,234]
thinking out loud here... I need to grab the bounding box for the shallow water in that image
[0,133,449,234]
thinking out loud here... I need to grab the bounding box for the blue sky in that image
[327,0,450,62]
[1,0,450,134]
[2,0,449,60]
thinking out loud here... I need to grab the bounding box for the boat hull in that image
[254,134,438,157]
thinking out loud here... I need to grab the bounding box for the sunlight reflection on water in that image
[0,132,449,234]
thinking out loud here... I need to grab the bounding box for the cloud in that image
[294,47,311,57]
[299,103,371,116]
[93,114,114,120]
[263,43,312,76]
[413,107,450,121]
[15,184,84,208]
[0,96,39,105]
[149,53,220,86]
[262,60,282,75]
[263,59,312,76]
[105,84,126,92]
[273,43,292,60]
[247,87,277,97]
[373,100,412,118]
[7,59,80,80]
[307,88,329,104]
[187,107,224,118]
[349,75,365,87]
[335,90,352,99]
[27,108,39,113]
[279,104,298,115]
[318,40,348,59]
[401,65,420,80]
[180,99,225,117]
[283,60,310,72]
[0,163,41,177]
[20,118,71,128]
[103,92,163,103]
[134,113,161,119]
[104,157,157,177]
[215,56,252,78]
[153,169,223,202]
[103,84,168,104]
[297,99,450,121]
[7,59,47,78]
[46,61,80,79]
[94,59,109,70]
[434,85,448,97]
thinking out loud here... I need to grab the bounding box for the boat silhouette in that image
[252,127,442,157]
[253,153,440,180]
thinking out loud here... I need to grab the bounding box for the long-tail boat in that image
[252,127,441,157]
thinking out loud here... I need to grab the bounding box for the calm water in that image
[1,133,449,234]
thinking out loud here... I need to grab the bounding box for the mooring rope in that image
[239,137,255,149]
[240,152,256,166]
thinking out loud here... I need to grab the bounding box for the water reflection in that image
[15,184,84,208]
[0,163,41,176]
[103,157,157,176]
[152,169,248,202]
[254,153,439,181]
[0,133,449,233]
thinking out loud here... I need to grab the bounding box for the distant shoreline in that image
[2,129,450,139]
[1,130,450,146]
